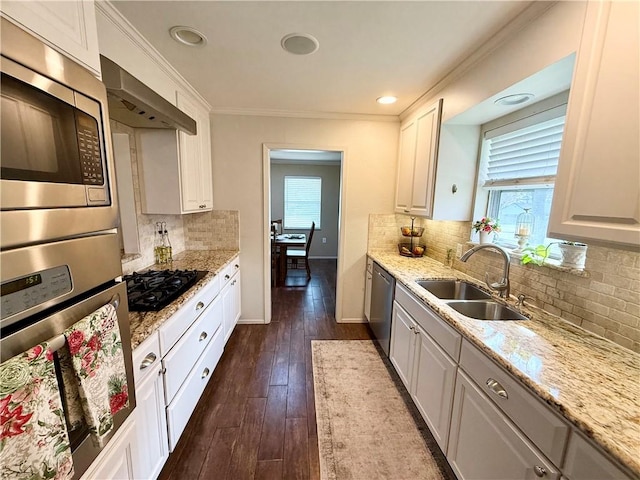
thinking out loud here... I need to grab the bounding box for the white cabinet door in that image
[389,301,417,391]
[177,90,213,213]
[1,0,100,76]
[549,0,640,246]
[81,416,137,480]
[411,325,457,452]
[447,370,560,480]
[132,335,168,480]
[394,99,442,218]
[222,272,241,344]
[364,258,373,321]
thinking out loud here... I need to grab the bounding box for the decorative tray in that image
[398,243,427,257]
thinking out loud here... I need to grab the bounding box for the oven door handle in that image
[46,293,120,353]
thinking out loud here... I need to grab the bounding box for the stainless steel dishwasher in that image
[369,261,395,356]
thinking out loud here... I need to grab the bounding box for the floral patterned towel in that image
[0,342,74,480]
[62,303,129,448]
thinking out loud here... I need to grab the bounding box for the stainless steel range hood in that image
[100,55,197,135]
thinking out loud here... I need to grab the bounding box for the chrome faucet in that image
[460,244,511,299]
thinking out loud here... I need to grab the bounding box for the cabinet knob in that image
[196,301,205,310]
[199,331,208,342]
[404,208,410,213]
[199,204,206,209]
[139,352,157,370]
[486,378,508,399]
[225,274,230,280]
[533,465,547,477]
[201,368,210,379]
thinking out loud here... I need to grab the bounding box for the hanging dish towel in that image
[0,341,74,480]
[62,303,129,448]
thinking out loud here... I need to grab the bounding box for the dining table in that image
[272,233,306,286]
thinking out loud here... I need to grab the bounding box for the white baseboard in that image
[338,317,367,324]
[237,318,268,325]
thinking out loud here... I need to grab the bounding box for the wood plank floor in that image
[159,259,454,480]
[159,259,373,480]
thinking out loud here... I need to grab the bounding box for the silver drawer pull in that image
[139,352,157,370]
[196,301,205,310]
[199,331,208,342]
[533,465,547,477]
[486,378,508,399]
[225,274,230,280]
[234,264,239,269]
[201,368,210,379]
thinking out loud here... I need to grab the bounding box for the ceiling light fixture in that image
[377,96,397,105]
[494,93,534,106]
[169,26,207,47]
[281,33,319,55]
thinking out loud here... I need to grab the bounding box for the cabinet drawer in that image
[163,295,222,404]
[563,430,633,480]
[459,339,569,466]
[395,283,461,360]
[221,256,240,286]
[132,333,161,386]
[159,274,220,355]
[166,324,224,451]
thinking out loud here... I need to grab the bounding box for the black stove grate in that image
[123,269,208,311]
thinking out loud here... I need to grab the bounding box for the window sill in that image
[463,242,590,278]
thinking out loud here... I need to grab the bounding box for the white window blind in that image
[284,176,321,229]
[484,115,565,188]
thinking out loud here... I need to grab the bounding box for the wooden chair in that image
[286,222,315,280]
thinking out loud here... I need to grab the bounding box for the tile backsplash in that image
[369,214,640,353]
[111,120,238,275]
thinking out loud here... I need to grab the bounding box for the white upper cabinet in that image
[136,93,213,215]
[395,98,477,220]
[1,0,101,76]
[177,91,213,213]
[549,0,640,246]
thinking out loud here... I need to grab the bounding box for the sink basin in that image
[417,279,492,300]
[446,301,528,321]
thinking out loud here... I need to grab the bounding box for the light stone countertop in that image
[368,249,640,478]
[127,249,239,350]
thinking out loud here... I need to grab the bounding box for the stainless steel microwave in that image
[1,18,118,249]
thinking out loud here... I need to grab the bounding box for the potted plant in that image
[521,244,552,266]
[558,241,588,269]
[472,217,501,244]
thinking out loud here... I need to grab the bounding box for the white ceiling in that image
[111,1,536,117]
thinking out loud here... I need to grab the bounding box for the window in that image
[284,176,321,229]
[477,98,568,250]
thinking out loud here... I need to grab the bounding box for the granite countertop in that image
[367,249,640,477]
[128,249,239,349]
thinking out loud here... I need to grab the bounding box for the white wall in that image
[211,115,400,322]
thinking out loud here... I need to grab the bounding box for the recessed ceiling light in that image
[281,33,319,55]
[494,93,534,106]
[169,26,207,47]
[377,96,397,105]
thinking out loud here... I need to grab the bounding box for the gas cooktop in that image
[123,269,208,312]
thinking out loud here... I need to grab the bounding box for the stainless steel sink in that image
[416,279,492,300]
[446,300,528,321]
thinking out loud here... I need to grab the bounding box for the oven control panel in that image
[1,266,72,319]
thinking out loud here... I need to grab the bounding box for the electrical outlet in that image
[456,243,463,258]
[322,237,327,243]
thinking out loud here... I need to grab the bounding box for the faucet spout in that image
[460,244,511,298]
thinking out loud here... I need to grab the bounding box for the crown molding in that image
[400,1,558,122]
[210,107,400,122]
[95,1,211,110]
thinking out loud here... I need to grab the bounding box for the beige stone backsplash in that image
[368,214,640,353]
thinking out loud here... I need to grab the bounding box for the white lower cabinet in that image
[390,286,459,452]
[364,257,373,321]
[166,323,224,450]
[563,431,634,480]
[221,259,241,344]
[132,334,168,480]
[447,369,561,480]
[81,416,137,480]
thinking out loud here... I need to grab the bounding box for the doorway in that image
[262,145,345,323]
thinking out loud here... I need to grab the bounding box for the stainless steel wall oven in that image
[1,18,135,479]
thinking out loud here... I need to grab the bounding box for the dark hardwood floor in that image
[159,259,373,480]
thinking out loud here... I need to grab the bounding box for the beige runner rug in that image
[312,340,446,480]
